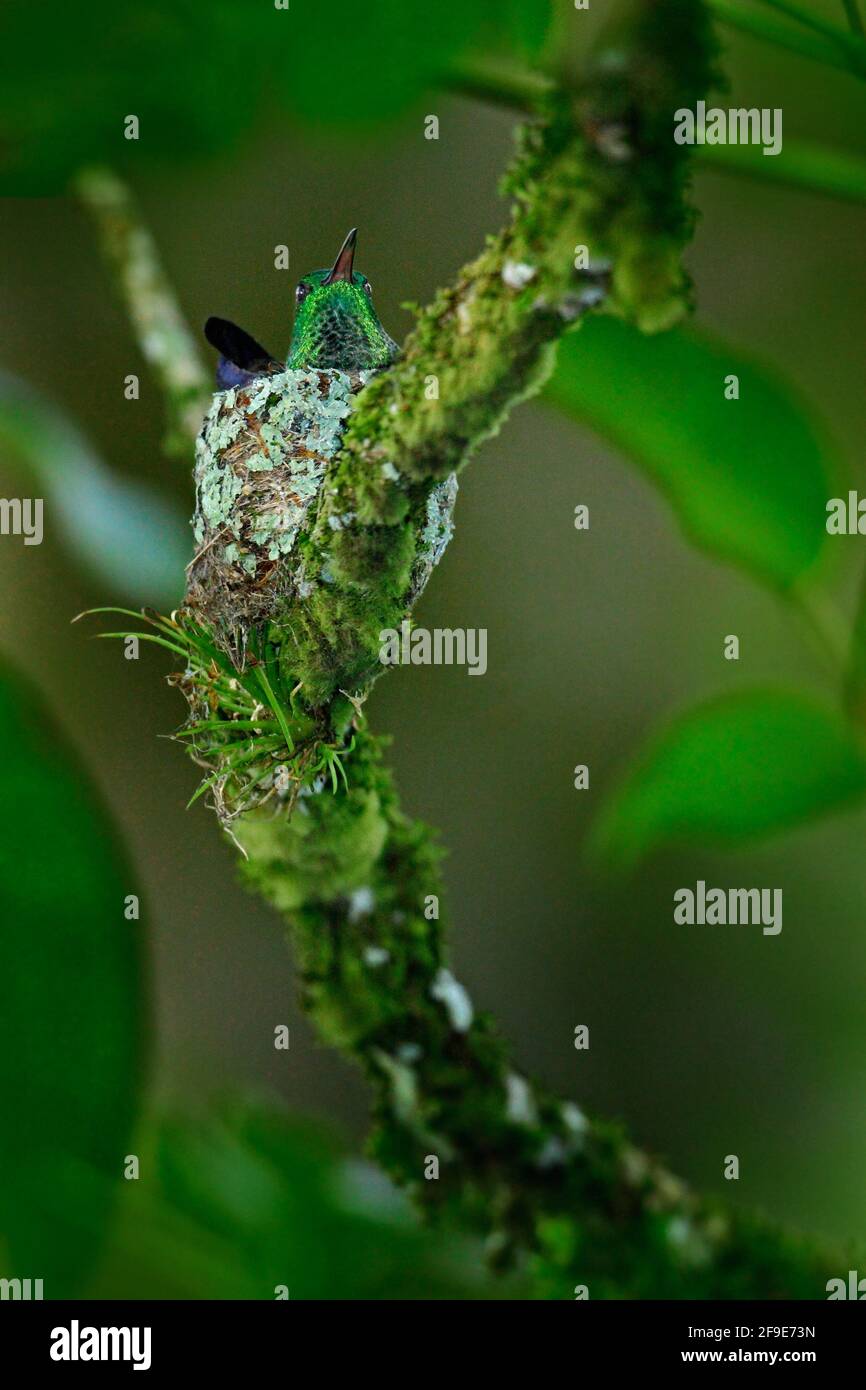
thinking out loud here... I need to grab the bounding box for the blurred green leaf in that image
[0,660,145,1293]
[0,0,551,192]
[92,1096,518,1299]
[546,317,835,591]
[590,689,866,867]
[0,1,270,193]
[281,0,550,127]
[0,372,188,606]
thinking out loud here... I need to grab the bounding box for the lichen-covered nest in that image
[184,366,369,663]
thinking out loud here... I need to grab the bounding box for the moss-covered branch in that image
[75,166,211,457]
[88,0,846,1296]
[272,0,720,708]
[235,727,840,1298]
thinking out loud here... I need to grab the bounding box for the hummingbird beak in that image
[323,227,357,285]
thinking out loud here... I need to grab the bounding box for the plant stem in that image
[698,137,866,203]
[792,583,852,677]
[74,166,211,458]
[844,560,866,723]
[447,57,553,111]
[842,0,865,34]
[708,0,866,76]
[756,0,866,53]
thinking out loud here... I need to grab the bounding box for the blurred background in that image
[1,0,865,1297]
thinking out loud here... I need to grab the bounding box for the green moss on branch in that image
[236,727,841,1298]
[75,166,211,458]
[271,0,721,708]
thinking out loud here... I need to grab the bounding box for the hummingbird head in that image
[286,228,398,372]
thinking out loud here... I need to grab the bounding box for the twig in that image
[708,0,866,77]
[447,56,554,110]
[698,137,866,204]
[74,166,211,458]
[756,0,865,51]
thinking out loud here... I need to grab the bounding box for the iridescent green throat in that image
[287,272,398,372]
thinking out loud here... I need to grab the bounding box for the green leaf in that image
[0,0,552,191]
[277,0,551,127]
[0,372,188,607]
[0,1,272,193]
[545,317,836,591]
[93,1097,522,1299]
[590,689,866,868]
[0,660,145,1293]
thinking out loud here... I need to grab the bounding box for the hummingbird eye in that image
[295,283,309,304]
[363,281,372,296]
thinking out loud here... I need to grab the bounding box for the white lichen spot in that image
[665,1215,712,1268]
[430,968,473,1033]
[348,886,375,923]
[380,461,401,482]
[505,1072,538,1127]
[536,1137,568,1170]
[397,1042,422,1064]
[299,773,328,797]
[561,1102,589,1139]
[363,945,390,968]
[373,1049,418,1123]
[456,287,477,334]
[621,1146,649,1187]
[501,259,537,290]
[577,285,606,309]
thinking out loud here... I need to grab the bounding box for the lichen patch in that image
[185,367,368,663]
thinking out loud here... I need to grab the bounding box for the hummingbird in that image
[188,226,455,675]
[204,228,398,388]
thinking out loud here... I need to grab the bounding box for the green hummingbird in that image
[189,226,455,669]
[204,228,398,387]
